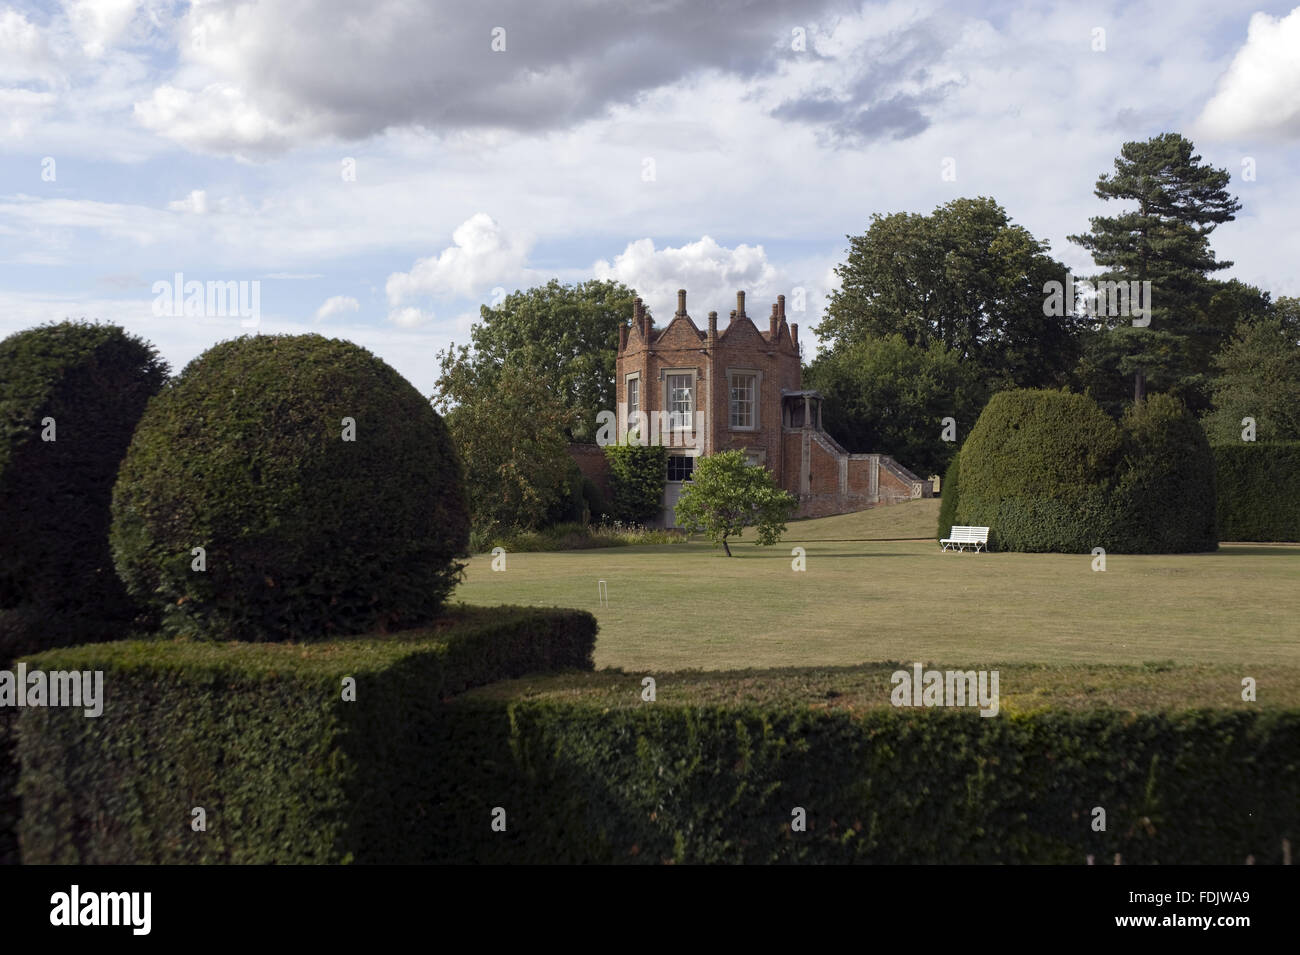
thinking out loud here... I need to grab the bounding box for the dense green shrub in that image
[936,451,961,539]
[111,335,469,642]
[957,389,1216,552]
[1213,442,1300,541]
[17,606,597,864]
[0,321,168,659]
[1110,394,1217,551]
[0,322,166,866]
[957,390,1122,551]
[422,670,1299,864]
[604,444,667,524]
[545,459,589,526]
[471,521,685,554]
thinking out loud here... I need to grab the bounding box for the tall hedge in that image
[1110,394,1217,551]
[17,606,597,864]
[935,451,961,539]
[1213,442,1300,541]
[604,443,667,524]
[0,321,168,658]
[956,389,1216,553]
[957,390,1122,552]
[0,321,167,866]
[111,334,469,642]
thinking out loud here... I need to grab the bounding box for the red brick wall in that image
[847,457,873,495]
[877,464,915,503]
[567,444,611,501]
[808,439,839,496]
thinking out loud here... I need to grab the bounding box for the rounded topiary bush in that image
[957,389,1218,553]
[957,390,1122,552]
[1111,394,1217,552]
[0,321,168,660]
[111,334,469,641]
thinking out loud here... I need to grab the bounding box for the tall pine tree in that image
[1069,133,1241,408]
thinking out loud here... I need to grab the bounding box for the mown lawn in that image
[464,661,1300,712]
[454,500,1300,673]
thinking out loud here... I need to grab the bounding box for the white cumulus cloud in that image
[315,295,359,321]
[168,189,208,214]
[134,84,309,158]
[388,306,434,328]
[64,0,140,57]
[385,213,530,305]
[592,236,780,322]
[1198,8,1300,140]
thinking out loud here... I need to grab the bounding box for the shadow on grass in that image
[1216,544,1300,556]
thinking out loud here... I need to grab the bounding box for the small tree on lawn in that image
[673,450,797,556]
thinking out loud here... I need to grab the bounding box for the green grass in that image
[787,497,941,540]
[453,501,1300,673]
[464,661,1300,712]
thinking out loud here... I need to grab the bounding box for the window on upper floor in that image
[730,373,756,429]
[667,373,693,428]
[626,376,639,419]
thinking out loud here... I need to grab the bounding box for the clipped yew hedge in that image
[956,390,1216,552]
[936,451,961,539]
[421,670,1299,864]
[0,321,168,660]
[0,321,167,866]
[1213,443,1300,542]
[16,606,597,864]
[111,334,470,642]
[1109,394,1218,552]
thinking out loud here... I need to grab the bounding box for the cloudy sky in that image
[2,0,1298,394]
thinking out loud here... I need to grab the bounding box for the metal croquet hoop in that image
[597,580,608,607]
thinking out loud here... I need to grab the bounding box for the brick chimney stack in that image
[619,324,628,351]
[676,288,687,318]
[777,294,786,320]
[790,323,799,349]
[707,310,717,339]
[736,290,746,320]
[635,296,652,341]
[769,303,779,339]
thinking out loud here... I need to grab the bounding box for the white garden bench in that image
[940,526,989,552]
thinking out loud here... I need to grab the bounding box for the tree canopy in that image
[433,351,577,534]
[1068,133,1243,408]
[804,333,986,475]
[1201,314,1300,444]
[816,196,1082,390]
[450,278,639,441]
[673,450,796,556]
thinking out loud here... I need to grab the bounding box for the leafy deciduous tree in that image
[1201,316,1300,443]
[673,450,796,556]
[804,333,986,475]
[433,352,576,534]
[455,279,639,441]
[817,197,1081,389]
